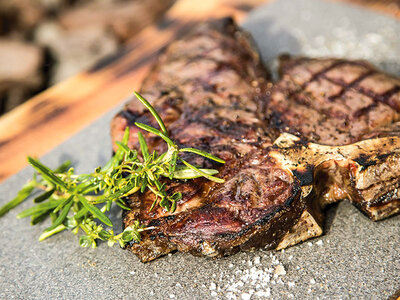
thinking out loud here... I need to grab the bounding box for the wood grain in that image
[0,0,267,182]
[337,0,400,19]
[0,0,398,182]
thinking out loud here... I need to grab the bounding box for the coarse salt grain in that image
[208,254,285,298]
[274,265,286,277]
[255,288,271,298]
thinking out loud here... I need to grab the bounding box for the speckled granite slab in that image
[0,0,399,299]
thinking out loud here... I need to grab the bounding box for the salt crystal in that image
[310,278,316,285]
[211,291,218,297]
[210,282,217,290]
[288,255,293,260]
[255,288,271,297]
[288,281,295,288]
[169,294,176,299]
[308,242,313,247]
[241,293,251,300]
[129,271,135,275]
[274,265,286,276]
[316,240,323,246]
[228,263,234,268]
[254,256,261,265]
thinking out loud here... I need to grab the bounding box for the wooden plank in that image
[337,0,400,19]
[0,0,399,182]
[0,0,268,182]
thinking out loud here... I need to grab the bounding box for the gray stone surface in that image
[0,0,399,299]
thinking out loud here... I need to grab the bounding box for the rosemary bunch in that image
[0,92,225,248]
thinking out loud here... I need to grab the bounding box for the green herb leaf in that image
[28,157,70,191]
[179,158,225,183]
[31,211,50,225]
[79,235,94,247]
[171,167,219,179]
[33,189,55,203]
[44,196,73,232]
[180,148,226,164]
[54,160,72,173]
[134,122,175,147]
[17,200,59,219]
[134,91,168,134]
[0,181,35,217]
[77,195,113,227]
[38,224,66,241]
[138,132,150,161]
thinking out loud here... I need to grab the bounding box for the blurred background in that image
[0,0,398,116]
[0,0,175,114]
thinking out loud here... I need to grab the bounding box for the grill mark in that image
[353,102,378,118]
[301,60,346,89]
[352,84,400,106]
[323,74,400,111]
[326,69,376,102]
[380,85,400,105]
[282,60,348,111]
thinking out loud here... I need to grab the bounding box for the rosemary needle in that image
[0,92,225,248]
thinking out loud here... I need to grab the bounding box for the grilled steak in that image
[266,56,400,220]
[112,19,400,262]
[113,18,286,261]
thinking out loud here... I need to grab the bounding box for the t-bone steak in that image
[111,18,400,262]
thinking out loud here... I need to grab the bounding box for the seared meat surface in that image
[266,56,400,145]
[112,19,400,262]
[114,18,287,261]
[266,56,400,220]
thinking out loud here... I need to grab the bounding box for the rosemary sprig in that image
[0,92,225,248]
